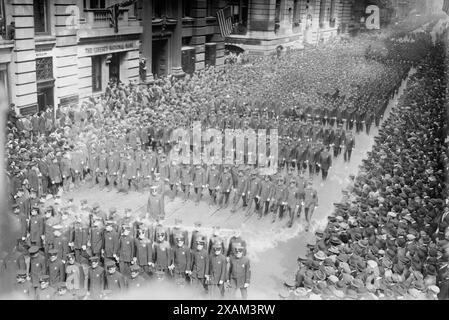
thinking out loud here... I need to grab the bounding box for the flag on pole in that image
[217,6,233,38]
[443,0,449,14]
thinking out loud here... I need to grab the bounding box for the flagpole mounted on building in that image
[108,0,138,33]
[217,6,234,39]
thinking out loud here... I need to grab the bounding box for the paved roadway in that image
[62,69,414,299]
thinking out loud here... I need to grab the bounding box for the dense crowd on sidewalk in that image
[282,36,449,301]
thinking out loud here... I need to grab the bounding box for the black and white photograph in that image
[0,0,448,307]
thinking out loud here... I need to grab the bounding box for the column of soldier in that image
[281,39,449,301]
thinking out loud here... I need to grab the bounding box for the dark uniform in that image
[191,236,209,293]
[47,250,66,287]
[207,244,227,298]
[105,261,126,294]
[87,257,105,299]
[227,247,251,300]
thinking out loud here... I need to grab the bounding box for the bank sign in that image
[79,40,140,57]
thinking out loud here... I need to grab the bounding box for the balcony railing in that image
[84,8,129,27]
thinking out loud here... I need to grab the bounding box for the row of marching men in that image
[4,207,251,300]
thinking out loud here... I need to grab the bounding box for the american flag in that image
[444,0,449,14]
[217,6,233,38]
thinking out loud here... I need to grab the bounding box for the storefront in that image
[78,39,140,99]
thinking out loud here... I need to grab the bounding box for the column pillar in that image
[141,0,154,84]
[171,0,184,77]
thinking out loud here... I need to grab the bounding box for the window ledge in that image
[35,35,56,45]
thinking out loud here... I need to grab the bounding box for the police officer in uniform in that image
[35,275,55,300]
[226,243,251,300]
[190,235,209,294]
[304,181,318,232]
[87,256,105,300]
[105,260,126,294]
[207,240,227,299]
[128,264,147,290]
[169,231,191,286]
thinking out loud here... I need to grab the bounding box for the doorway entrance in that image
[152,38,169,78]
[109,52,121,83]
[37,82,54,113]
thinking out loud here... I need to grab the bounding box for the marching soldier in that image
[304,181,318,232]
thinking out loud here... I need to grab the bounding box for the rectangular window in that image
[182,0,192,18]
[329,0,336,27]
[0,0,6,39]
[36,57,53,82]
[34,0,50,34]
[293,0,299,22]
[84,0,106,9]
[275,0,281,24]
[154,0,165,18]
[206,0,215,17]
[319,0,326,27]
[92,55,102,92]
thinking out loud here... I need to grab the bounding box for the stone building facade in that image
[1,0,224,115]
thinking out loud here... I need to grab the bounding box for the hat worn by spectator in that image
[314,251,326,261]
